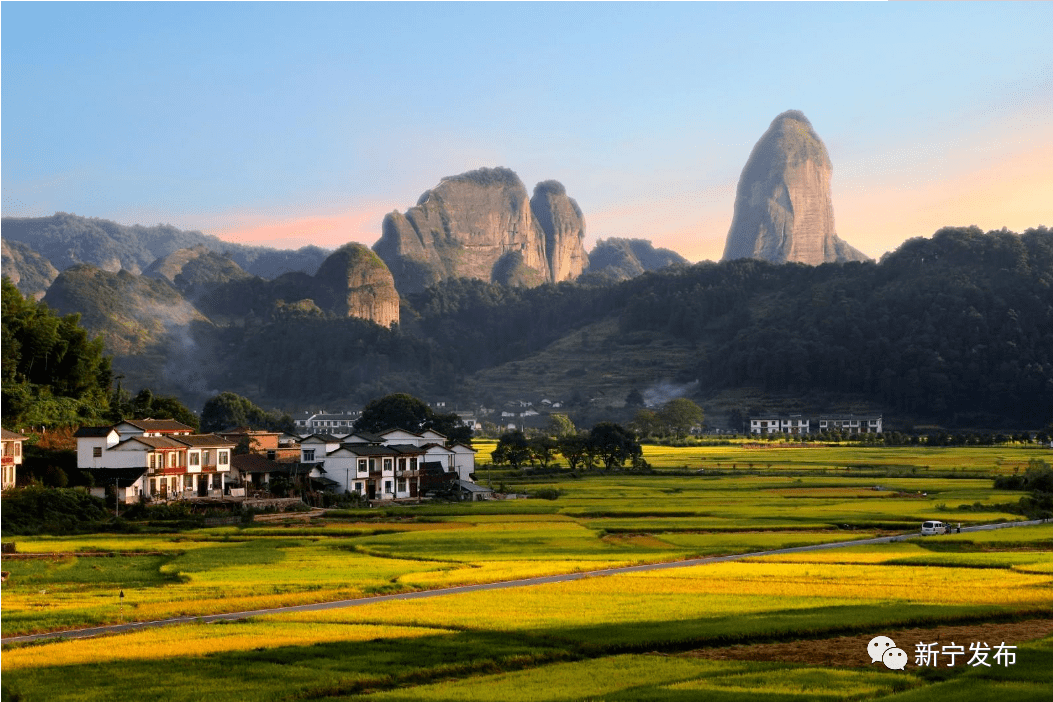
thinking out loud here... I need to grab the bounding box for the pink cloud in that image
[207,204,396,250]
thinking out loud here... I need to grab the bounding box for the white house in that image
[2,428,27,490]
[817,415,883,434]
[750,415,810,436]
[75,420,234,503]
[323,443,425,500]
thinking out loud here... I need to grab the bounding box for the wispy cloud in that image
[204,203,398,250]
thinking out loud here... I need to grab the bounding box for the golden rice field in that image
[3,448,1052,701]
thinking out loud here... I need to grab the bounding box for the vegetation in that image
[1,277,112,429]
[354,393,472,444]
[0,486,111,535]
[199,391,292,433]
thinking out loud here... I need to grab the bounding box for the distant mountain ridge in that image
[1,213,331,281]
[583,238,688,283]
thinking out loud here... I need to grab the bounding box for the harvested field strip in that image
[686,618,1053,668]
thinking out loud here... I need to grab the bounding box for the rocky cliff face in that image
[374,167,588,294]
[313,243,400,327]
[2,238,59,299]
[722,110,869,265]
[530,180,588,283]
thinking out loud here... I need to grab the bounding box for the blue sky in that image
[3,2,1051,262]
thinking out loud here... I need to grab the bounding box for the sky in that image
[2,2,1051,263]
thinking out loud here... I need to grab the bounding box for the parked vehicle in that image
[921,520,947,536]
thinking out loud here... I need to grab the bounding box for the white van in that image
[921,520,947,536]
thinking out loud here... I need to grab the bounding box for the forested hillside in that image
[7,225,1049,429]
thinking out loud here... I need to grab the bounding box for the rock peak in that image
[374,167,588,294]
[722,111,868,265]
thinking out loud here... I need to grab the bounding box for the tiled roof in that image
[120,418,195,433]
[116,436,186,450]
[2,428,28,440]
[232,454,287,474]
[301,434,344,443]
[176,434,236,447]
[74,426,115,438]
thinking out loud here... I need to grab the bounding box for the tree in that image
[354,393,473,444]
[657,398,705,440]
[2,277,112,428]
[625,389,645,408]
[589,422,642,470]
[113,387,200,430]
[558,433,590,471]
[492,430,531,470]
[200,392,291,433]
[546,413,576,438]
[528,435,559,469]
[629,409,660,439]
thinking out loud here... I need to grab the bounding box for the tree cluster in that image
[353,393,472,445]
[492,421,643,471]
[2,277,112,428]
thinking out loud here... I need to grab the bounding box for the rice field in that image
[3,447,1051,701]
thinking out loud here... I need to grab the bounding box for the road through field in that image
[3,519,1046,646]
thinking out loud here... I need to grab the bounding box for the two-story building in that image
[75,419,235,503]
[749,415,810,436]
[2,428,27,490]
[817,415,883,434]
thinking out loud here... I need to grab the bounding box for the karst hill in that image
[723,110,869,265]
[373,167,589,295]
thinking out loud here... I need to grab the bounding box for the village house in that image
[2,428,27,490]
[217,427,301,462]
[817,415,883,434]
[749,415,810,436]
[293,412,359,434]
[748,414,884,436]
[75,419,235,503]
[291,427,478,501]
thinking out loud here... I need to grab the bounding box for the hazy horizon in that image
[3,2,1050,264]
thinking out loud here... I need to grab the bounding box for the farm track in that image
[2,519,1046,646]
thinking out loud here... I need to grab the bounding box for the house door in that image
[367,482,376,500]
[197,476,208,496]
[409,480,417,498]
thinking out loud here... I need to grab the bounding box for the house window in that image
[218,451,228,465]
[358,459,368,473]
[202,450,211,465]
[190,453,200,466]
[383,458,392,471]
[93,446,102,458]
[384,480,392,493]
[150,479,157,494]
[398,458,406,471]
[397,478,406,492]
[267,450,276,460]
[410,457,417,470]
[304,449,315,461]
[354,482,363,493]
